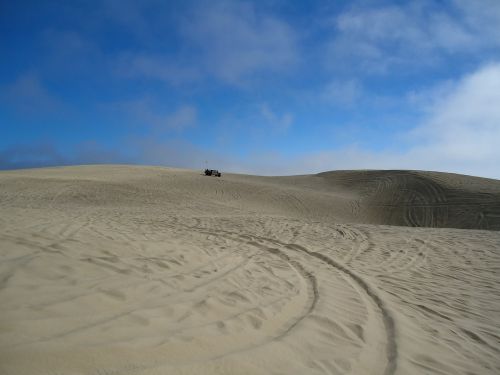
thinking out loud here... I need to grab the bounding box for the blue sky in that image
[1,0,500,177]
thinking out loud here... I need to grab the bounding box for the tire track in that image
[284,242,398,375]
[147,220,322,352]
[342,225,372,265]
[83,215,397,373]
[209,220,397,375]
[167,223,321,342]
[245,241,319,339]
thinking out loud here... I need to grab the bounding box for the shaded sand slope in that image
[314,170,500,229]
[0,165,499,375]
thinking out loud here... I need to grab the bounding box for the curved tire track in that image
[163,224,321,352]
[284,242,398,375]
[165,217,397,374]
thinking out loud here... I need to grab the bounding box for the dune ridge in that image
[1,165,499,374]
[314,170,500,229]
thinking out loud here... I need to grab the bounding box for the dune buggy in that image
[204,169,222,177]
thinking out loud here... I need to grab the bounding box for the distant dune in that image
[315,170,500,229]
[1,165,499,375]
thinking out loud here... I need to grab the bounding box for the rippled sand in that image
[1,165,499,374]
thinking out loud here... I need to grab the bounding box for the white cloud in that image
[288,62,500,178]
[182,1,298,84]
[0,73,63,116]
[111,1,297,87]
[406,79,457,112]
[321,79,363,107]
[327,1,500,73]
[164,105,197,131]
[260,104,293,131]
[453,0,500,46]
[115,54,200,85]
[120,98,197,131]
[410,63,500,164]
[9,64,498,178]
[6,60,499,181]
[112,63,500,178]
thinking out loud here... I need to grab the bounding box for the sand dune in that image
[1,165,499,374]
[316,170,500,229]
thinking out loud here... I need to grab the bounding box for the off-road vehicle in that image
[204,169,221,177]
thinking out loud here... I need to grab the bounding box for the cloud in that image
[453,0,500,46]
[260,104,293,131]
[327,1,500,73]
[38,29,116,83]
[0,141,133,170]
[114,54,200,85]
[409,62,500,166]
[0,143,66,170]
[41,29,100,67]
[406,79,457,112]
[99,0,151,38]
[6,60,500,180]
[115,98,197,131]
[284,62,500,178]
[0,73,63,117]
[167,61,500,177]
[182,0,298,84]
[109,1,298,87]
[321,79,363,107]
[4,61,500,182]
[164,105,197,131]
[6,62,500,178]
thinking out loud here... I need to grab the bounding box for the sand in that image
[0,165,499,374]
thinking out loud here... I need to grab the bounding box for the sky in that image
[1,0,500,178]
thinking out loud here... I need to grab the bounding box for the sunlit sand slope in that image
[0,165,499,375]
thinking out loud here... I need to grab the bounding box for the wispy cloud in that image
[2,1,500,179]
[406,79,457,112]
[108,1,298,87]
[326,1,500,73]
[260,104,293,132]
[453,0,500,46]
[0,141,129,170]
[163,105,197,131]
[114,53,200,85]
[0,73,63,117]
[181,0,298,84]
[282,62,500,178]
[115,98,197,132]
[136,61,500,177]
[321,79,363,107]
[0,143,66,170]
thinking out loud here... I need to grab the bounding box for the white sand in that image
[1,165,499,374]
